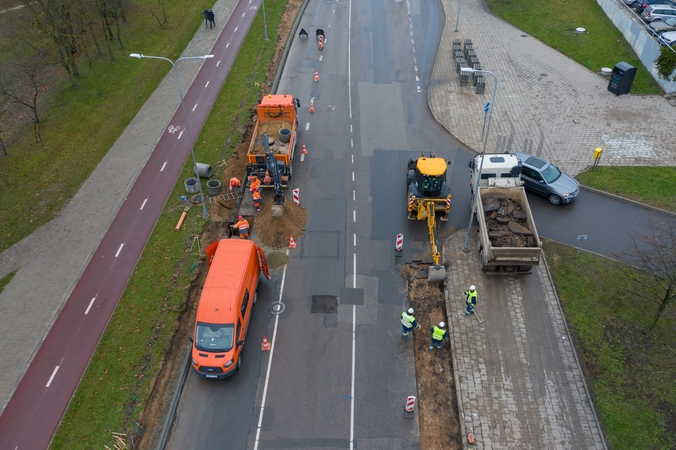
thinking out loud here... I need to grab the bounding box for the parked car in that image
[635,0,676,13]
[641,4,676,21]
[513,152,580,205]
[659,30,676,44]
[650,16,676,33]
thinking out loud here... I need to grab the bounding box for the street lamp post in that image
[130,53,213,219]
[461,68,498,252]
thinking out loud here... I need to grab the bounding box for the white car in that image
[659,30,676,45]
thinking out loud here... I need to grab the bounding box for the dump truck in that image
[246,94,299,188]
[407,154,452,281]
[468,153,541,273]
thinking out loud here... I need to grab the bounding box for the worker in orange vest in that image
[231,215,249,238]
[229,177,241,192]
[249,176,261,192]
[252,189,262,212]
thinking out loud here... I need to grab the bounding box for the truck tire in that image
[476,230,482,252]
[518,266,533,273]
[479,249,485,271]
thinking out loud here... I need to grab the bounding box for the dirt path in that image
[406,264,462,449]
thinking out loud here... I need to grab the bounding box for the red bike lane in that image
[0,0,261,447]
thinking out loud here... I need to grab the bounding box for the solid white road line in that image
[305,122,310,131]
[115,244,124,258]
[253,256,289,450]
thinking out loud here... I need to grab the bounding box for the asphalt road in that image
[167,0,472,448]
[0,1,260,447]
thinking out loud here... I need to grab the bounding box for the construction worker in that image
[252,189,261,212]
[465,285,477,315]
[249,176,261,192]
[401,308,421,339]
[231,215,249,239]
[429,322,447,352]
[229,177,241,192]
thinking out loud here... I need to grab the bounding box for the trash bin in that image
[607,62,636,96]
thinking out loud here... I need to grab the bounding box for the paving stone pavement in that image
[429,0,676,176]
[443,231,607,449]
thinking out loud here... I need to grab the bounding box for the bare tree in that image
[23,0,84,87]
[0,52,50,143]
[616,216,676,332]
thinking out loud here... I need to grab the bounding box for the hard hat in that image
[439,322,445,328]
[469,285,476,291]
[238,215,243,220]
[407,308,414,314]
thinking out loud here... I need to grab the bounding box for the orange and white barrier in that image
[293,188,300,206]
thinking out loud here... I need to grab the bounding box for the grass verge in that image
[48,0,287,447]
[484,0,662,94]
[544,239,675,449]
[576,166,676,213]
[0,271,15,293]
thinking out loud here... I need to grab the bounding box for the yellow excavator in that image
[407,154,452,281]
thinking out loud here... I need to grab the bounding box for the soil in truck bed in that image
[481,195,536,248]
[251,121,293,155]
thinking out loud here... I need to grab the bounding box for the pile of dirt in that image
[482,195,535,247]
[405,264,462,450]
[254,198,307,248]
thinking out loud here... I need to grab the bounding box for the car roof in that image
[514,152,547,169]
[661,30,676,38]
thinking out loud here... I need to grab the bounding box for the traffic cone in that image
[289,235,297,248]
[314,70,319,82]
[261,336,271,351]
[302,143,308,154]
[309,98,315,113]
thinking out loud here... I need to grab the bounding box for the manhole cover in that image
[311,295,338,313]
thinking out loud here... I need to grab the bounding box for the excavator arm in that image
[412,198,446,281]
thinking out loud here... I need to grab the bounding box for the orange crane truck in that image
[246,94,299,189]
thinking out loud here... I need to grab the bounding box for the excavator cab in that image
[407,155,450,199]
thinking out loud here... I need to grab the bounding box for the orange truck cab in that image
[190,239,269,379]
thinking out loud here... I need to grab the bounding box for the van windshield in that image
[195,322,234,352]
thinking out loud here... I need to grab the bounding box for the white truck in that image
[468,153,542,273]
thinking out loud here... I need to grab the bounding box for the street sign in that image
[577,235,588,241]
[484,102,490,113]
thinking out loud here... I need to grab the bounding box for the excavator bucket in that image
[428,264,446,282]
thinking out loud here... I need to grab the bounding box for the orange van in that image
[190,239,269,379]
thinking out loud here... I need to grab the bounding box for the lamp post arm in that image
[462,68,498,252]
[129,53,213,219]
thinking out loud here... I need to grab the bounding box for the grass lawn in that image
[48,0,287,447]
[577,166,676,213]
[484,0,662,94]
[544,239,675,449]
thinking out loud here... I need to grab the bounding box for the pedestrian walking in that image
[229,177,241,192]
[428,322,447,352]
[202,9,209,28]
[400,308,420,339]
[252,189,261,212]
[465,285,477,316]
[231,215,250,239]
[207,9,215,29]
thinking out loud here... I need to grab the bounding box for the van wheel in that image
[253,292,258,304]
[237,356,241,370]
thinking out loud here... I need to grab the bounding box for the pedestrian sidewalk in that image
[428,0,676,176]
[0,0,239,412]
[443,231,606,449]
